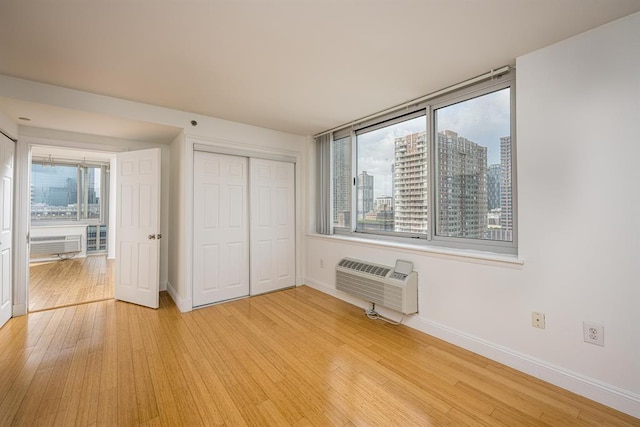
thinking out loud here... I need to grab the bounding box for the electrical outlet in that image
[583,322,604,346]
[320,258,324,269]
[532,312,545,329]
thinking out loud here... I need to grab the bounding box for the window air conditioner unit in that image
[30,235,82,256]
[335,257,418,314]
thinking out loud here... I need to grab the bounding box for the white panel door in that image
[193,152,249,306]
[115,148,161,309]
[0,134,13,328]
[250,159,295,296]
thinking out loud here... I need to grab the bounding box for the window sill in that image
[306,233,524,266]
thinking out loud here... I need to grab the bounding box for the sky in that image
[357,88,510,198]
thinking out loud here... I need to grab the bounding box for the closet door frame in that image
[185,138,300,311]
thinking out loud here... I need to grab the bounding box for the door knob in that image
[148,234,156,240]
[157,234,162,239]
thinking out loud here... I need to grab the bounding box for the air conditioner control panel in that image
[391,271,408,281]
[389,259,414,282]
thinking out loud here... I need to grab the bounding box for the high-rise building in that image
[500,136,513,241]
[332,138,351,227]
[357,171,374,216]
[375,195,393,212]
[487,163,502,211]
[393,132,428,234]
[437,130,488,239]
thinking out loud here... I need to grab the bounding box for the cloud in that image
[354,88,510,198]
[436,88,510,164]
[357,116,425,197]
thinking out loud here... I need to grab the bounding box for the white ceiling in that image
[1,0,639,138]
[0,97,181,143]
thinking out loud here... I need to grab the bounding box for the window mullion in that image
[427,106,435,241]
[350,130,356,232]
[76,165,81,221]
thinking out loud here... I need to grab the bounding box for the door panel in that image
[193,152,249,307]
[0,134,13,328]
[250,159,295,296]
[115,148,160,309]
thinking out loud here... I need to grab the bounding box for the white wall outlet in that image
[583,322,604,346]
[532,312,545,329]
[320,258,325,269]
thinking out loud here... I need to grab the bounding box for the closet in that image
[192,150,295,307]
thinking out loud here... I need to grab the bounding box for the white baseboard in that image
[12,303,26,317]
[165,281,192,313]
[304,277,640,419]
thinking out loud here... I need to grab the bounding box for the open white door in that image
[0,134,13,328]
[250,158,295,296]
[115,148,160,309]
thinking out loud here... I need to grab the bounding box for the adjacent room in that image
[28,146,115,311]
[0,1,639,425]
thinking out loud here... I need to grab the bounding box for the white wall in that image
[0,110,17,140]
[304,12,640,417]
[167,132,185,307]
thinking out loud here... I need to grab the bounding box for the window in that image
[328,71,516,254]
[357,114,427,234]
[434,87,512,242]
[31,160,109,224]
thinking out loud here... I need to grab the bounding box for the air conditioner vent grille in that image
[30,234,82,256]
[337,258,390,278]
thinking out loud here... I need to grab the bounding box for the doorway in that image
[28,146,116,312]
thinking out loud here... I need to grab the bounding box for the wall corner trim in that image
[12,303,27,317]
[166,282,192,313]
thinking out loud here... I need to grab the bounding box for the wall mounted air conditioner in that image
[336,257,418,314]
[30,235,82,256]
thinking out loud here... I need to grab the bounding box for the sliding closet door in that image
[193,152,249,307]
[250,159,295,295]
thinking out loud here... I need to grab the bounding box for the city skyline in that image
[358,88,510,199]
[353,128,512,241]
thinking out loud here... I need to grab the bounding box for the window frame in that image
[30,158,110,226]
[330,70,517,255]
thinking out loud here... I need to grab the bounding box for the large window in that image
[31,160,109,224]
[329,72,516,254]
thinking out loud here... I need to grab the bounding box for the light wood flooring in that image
[29,256,114,312]
[1,286,638,426]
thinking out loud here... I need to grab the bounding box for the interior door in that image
[115,148,161,309]
[193,151,249,307]
[0,134,13,328]
[250,158,295,296]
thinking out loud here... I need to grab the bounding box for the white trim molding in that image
[303,278,640,419]
[12,303,26,317]
[166,281,191,313]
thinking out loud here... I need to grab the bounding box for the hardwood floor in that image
[29,256,114,312]
[0,286,637,426]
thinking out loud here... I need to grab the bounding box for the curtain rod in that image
[32,156,111,166]
[313,65,512,139]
